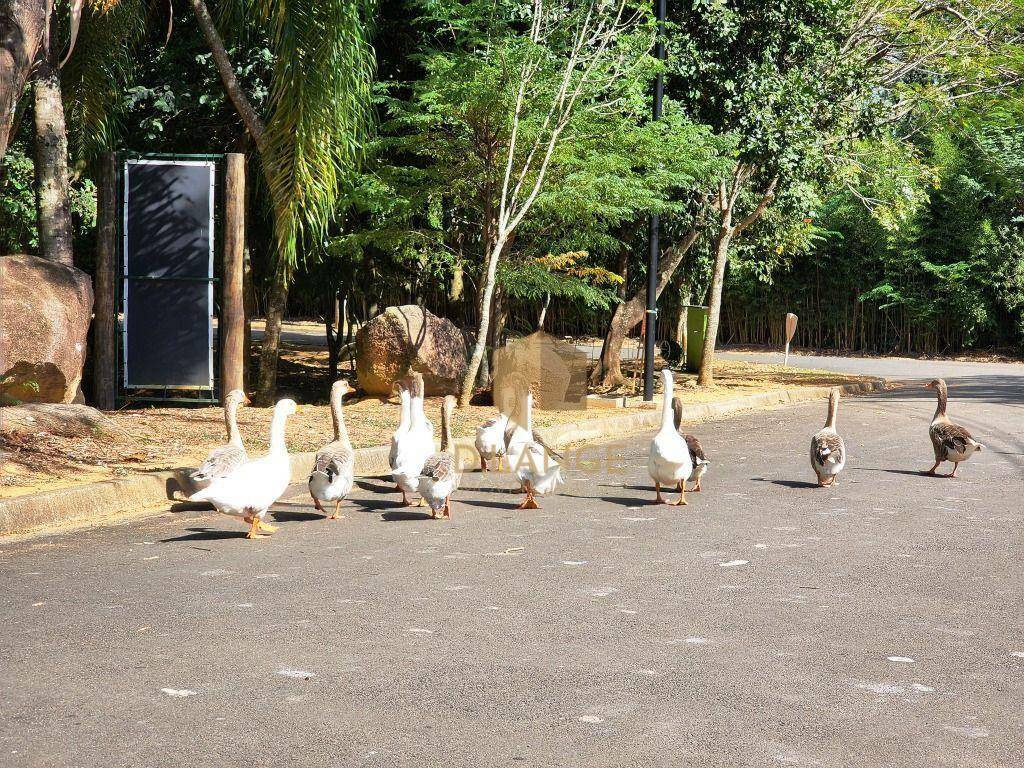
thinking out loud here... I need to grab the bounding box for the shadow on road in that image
[271,509,325,523]
[764,479,821,489]
[380,509,436,522]
[857,467,946,478]
[160,526,245,542]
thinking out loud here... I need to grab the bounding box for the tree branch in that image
[188,0,266,148]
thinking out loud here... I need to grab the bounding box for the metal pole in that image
[642,0,667,401]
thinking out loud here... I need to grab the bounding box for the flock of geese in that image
[188,369,983,540]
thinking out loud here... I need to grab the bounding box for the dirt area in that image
[0,344,875,500]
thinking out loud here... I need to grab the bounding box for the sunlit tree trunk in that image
[590,229,700,390]
[0,0,46,162]
[697,167,778,386]
[33,25,74,267]
[255,269,288,405]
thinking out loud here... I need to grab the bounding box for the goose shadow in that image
[462,498,525,510]
[355,496,409,512]
[271,510,324,523]
[168,501,215,513]
[859,468,946,478]
[597,495,658,507]
[380,509,437,522]
[766,479,821,489]
[161,526,246,542]
[356,479,396,494]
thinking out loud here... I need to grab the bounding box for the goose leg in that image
[517,484,540,509]
[693,478,702,492]
[480,456,488,472]
[416,496,427,507]
[401,489,410,506]
[245,516,260,539]
[311,494,325,514]
[654,482,665,504]
[329,500,343,519]
[925,460,941,475]
[672,481,688,506]
[443,497,452,518]
[948,462,959,478]
[256,515,277,534]
[497,455,504,471]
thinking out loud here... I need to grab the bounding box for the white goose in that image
[648,369,693,505]
[189,398,297,539]
[475,412,509,471]
[191,389,249,487]
[418,396,460,518]
[308,380,355,519]
[388,379,411,475]
[506,390,563,509]
[392,372,435,505]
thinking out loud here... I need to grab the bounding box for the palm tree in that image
[63,0,376,404]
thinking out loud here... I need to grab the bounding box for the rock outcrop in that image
[355,305,467,396]
[0,254,93,405]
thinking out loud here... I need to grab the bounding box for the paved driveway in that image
[1,379,1022,766]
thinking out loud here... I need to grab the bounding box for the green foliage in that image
[0,143,39,252]
[0,138,97,255]
[337,0,729,318]
[723,105,1024,352]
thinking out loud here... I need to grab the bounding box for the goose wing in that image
[192,444,247,481]
[931,422,972,456]
[314,441,354,480]
[683,434,706,465]
[812,432,845,465]
[420,451,456,483]
[531,429,563,460]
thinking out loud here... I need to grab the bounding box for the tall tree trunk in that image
[0,1,45,162]
[697,171,779,386]
[696,224,733,386]
[32,36,73,266]
[590,228,700,389]
[0,0,45,162]
[459,235,504,407]
[536,292,551,331]
[255,270,288,406]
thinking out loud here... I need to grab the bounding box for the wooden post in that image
[784,312,798,367]
[92,152,117,410]
[220,153,246,400]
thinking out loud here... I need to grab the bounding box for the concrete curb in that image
[0,378,892,535]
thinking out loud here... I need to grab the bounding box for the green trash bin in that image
[685,305,709,373]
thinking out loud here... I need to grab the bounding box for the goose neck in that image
[225,401,243,448]
[269,410,290,455]
[440,402,453,452]
[934,384,947,421]
[331,388,351,447]
[825,392,839,429]
[660,382,675,432]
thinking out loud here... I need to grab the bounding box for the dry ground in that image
[0,344,874,499]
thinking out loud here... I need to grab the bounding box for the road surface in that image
[1,378,1022,766]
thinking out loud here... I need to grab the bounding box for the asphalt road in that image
[1,379,1022,767]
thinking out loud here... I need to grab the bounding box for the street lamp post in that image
[643,0,667,401]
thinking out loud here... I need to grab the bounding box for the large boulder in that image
[355,305,467,396]
[0,255,93,405]
[492,331,589,412]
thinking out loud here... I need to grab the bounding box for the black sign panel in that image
[123,160,214,388]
